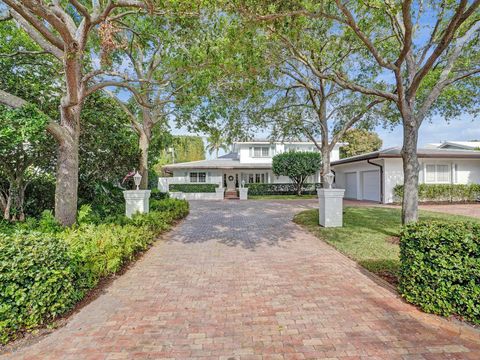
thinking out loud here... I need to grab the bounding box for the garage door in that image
[362,170,380,202]
[345,172,357,199]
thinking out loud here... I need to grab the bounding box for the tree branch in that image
[409,0,480,96]
[334,0,396,71]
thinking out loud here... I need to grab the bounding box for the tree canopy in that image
[272,151,321,196]
[340,129,383,158]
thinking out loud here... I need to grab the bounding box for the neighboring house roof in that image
[438,141,480,150]
[423,143,442,149]
[332,147,480,166]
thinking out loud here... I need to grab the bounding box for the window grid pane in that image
[425,165,436,182]
[436,165,450,182]
[190,172,198,183]
[198,172,206,183]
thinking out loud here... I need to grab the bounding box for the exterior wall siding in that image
[333,157,480,204]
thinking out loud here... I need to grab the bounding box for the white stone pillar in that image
[215,187,225,200]
[239,187,248,200]
[317,188,345,227]
[123,190,151,218]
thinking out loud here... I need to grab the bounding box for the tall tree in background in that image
[0,1,160,225]
[340,129,383,158]
[250,1,480,223]
[101,13,217,189]
[206,129,230,158]
[154,135,205,175]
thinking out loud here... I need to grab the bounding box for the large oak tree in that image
[245,0,480,223]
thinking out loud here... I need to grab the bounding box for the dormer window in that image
[251,146,270,158]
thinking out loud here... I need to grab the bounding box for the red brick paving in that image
[3,201,480,359]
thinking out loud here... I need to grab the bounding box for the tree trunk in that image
[138,132,150,190]
[8,177,26,221]
[401,119,420,224]
[2,176,26,221]
[321,145,331,186]
[54,106,80,227]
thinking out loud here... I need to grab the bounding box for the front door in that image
[226,173,236,190]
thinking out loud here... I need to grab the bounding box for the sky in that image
[376,114,479,148]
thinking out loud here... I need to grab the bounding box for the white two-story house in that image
[160,140,342,192]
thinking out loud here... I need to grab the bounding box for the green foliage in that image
[393,184,480,203]
[169,183,218,193]
[150,188,170,201]
[205,128,230,158]
[399,221,480,324]
[0,233,80,344]
[0,199,189,344]
[23,174,55,218]
[340,129,383,158]
[246,183,321,195]
[150,198,189,218]
[155,135,206,174]
[272,151,321,195]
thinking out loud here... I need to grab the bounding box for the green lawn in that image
[293,207,479,285]
[249,194,317,200]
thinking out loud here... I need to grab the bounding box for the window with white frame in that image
[425,164,451,184]
[252,146,270,157]
[190,172,206,183]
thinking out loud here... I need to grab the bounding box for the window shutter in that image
[249,147,253,157]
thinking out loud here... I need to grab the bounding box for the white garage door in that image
[345,172,357,199]
[362,170,380,202]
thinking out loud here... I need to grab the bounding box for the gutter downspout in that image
[367,160,384,204]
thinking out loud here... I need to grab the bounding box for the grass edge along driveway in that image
[293,206,480,286]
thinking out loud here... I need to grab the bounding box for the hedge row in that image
[169,183,218,193]
[0,198,189,344]
[245,182,322,195]
[399,221,480,325]
[393,184,480,202]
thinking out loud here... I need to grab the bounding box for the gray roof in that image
[332,147,480,165]
[163,157,271,171]
[218,152,239,159]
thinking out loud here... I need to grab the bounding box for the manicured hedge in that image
[399,221,480,325]
[246,182,322,195]
[393,184,480,203]
[169,183,218,193]
[0,198,189,344]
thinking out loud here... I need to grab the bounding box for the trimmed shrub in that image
[246,183,322,196]
[150,198,189,218]
[399,221,480,324]
[0,233,80,344]
[169,183,218,193]
[0,198,189,344]
[150,188,169,200]
[393,184,480,203]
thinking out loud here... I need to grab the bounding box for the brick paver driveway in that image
[4,200,480,359]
